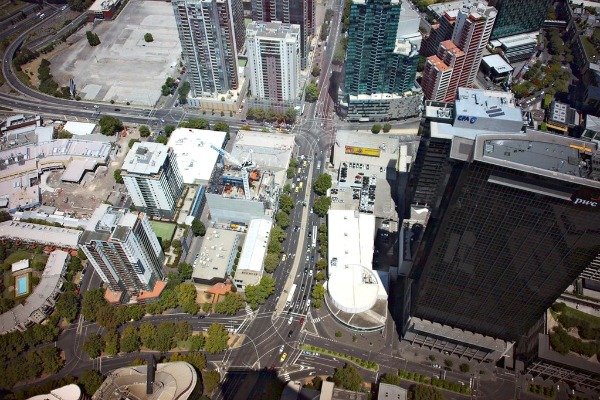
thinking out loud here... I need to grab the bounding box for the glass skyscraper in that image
[489,0,552,40]
[344,0,418,96]
[407,91,600,349]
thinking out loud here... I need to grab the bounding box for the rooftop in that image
[63,121,96,136]
[28,384,83,400]
[80,204,130,244]
[167,128,226,184]
[230,130,295,172]
[192,228,238,281]
[0,220,81,248]
[92,361,199,400]
[453,88,523,130]
[440,40,465,57]
[237,218,272,273]
[482,54,513,73]
[122,142,170,176]
[548,101,579,127]
[328,210,375,274]
[427,55,452,72]
[246,21,300,40]
[377,383,407,400]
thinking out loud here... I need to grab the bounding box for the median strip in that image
[301,344,378,371]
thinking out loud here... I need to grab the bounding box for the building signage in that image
[572,198,598,207]
[571,188,600,210]
[345,146,381,157]
[457,115,478,124]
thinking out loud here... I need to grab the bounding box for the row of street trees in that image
[245,107,297,124]
[312,173,333,217]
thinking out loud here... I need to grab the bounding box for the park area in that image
[549,302,600,361]
[149,220,176,244]
[1,246,49,312]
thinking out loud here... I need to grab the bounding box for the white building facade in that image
[122,143,184,220]
[246,21,301,102]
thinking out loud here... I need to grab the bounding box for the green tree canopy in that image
[263,252,280,273]
[139,125,151,137]
[81,288,107,321]
[83,334,104,359]
[98,115,123,136]
[285,108,297,123]
[79,369,104,397]
[178,81,191,104]
[139,322,157,349]
[383,123,392,133]
[410,384,445,400]
[381,373,402,386]
[313,196,332,217]
[312,65,321,77]
[313,173,332,195]
[164,124,176,136]
[144,33,154,42]
[103,329,119,356]
[180,117,209,129]
[311,282,325,300]
[305,83,319,102]
[333,363,363,391]
[371,124,382,134]
[244,276,275,309]
[205,323,230,354]
[275,211,290,229]
[213,121,230,133]
[120,325,140,353]
[279,194,294,213]
[192,219,206,236]
[178,262,193,280]
[202,370,221,394]
[55,290,79,322]
[214,293,245,315]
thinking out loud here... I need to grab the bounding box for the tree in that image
[244,276,275,309]
[270,225,287,243]
[205,323,230,354]
[96,304,120,329]
[381,373,402,386]
[177,283,199,314]
[459,363,470,373]
[312,282,325,300]
[155,321,176,351]
[383,123,392,133]
[159,288,179,310]
[120,325,140,353]
[410,384,444,400]
[214,293,245,315]
[192,219,206,236]
[275,211,290,229]
[86,31,100,46]
[371,124,382,134]
[79,369,104,397]
[285,107,297,124]
[103,330,119,356]
[128,138,140,148]
[444,359,454,368]
[213,121,230,134]
[333,363,362,391]
[139,322,157,349]
[279,194,294,213]
[178,81,191,104]
[58,130,73,139]
[178,262,193,280]
[157,136,168,145]
[83,334,104,359]
[144,33,154,42]
[313,173,332,195]
[0,210,11,223]
[98,115,123,136]
[55,290,79,322]
[164,124,176,136]
[180,117,209,129]
[39,346,64,374]
[202,370,221,394]
[312,65,321,77]
[190,334,205,350]
[139,125,151,137]
[305,83,319,102]
[263,253,280,273]
[313,196,332,217]
[81,288,107,321]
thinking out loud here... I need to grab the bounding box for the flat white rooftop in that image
[230,130,295,171]
[328,210,375,274]
[237,218,272,273]
[122,142,169,176]
[167,128,226,184]
[63,121,96,136]
[0,220,81,248]
[482,54,513,73]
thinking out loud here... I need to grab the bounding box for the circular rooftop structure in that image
[327,264,380,314]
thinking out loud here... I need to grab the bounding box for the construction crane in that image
[210,144,254,200]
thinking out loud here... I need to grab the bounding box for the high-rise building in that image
[342,0,421,121]
[421,2,496,102]
[121,143,184,220]
[172,0,240,97]
[250,0,314,69]
[406,88,600,350]
[420,10,458,57]
[246,21,301,102]
[80,204,165,296]
[489,0,551,40]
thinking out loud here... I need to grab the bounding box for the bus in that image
[312,225,317,248]
[286,284,297,307]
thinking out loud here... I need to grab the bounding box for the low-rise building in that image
[489,32,538,63]
[0,250,69,334]
[546,101,580,134]
[481,54,513,84]
[192,228,239,285]
[88,0,121,22]
[233,218,272,290]
[28,384,84,400]
[377,383,407,400]
[0,220,81,249]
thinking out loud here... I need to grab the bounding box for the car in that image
[241,119,247,122]
[310,256,314,263]
[288,316,293,324]
[304,268,308,274]
[280,352,287,362]
[198,315,205,319]
[114,108,121,111]
[301,284,305,290]
[282,254,287,262]
[295,187,300,193]
[299,317,305,326]
[309,270,313,277]
[287,330,294,338]
[279,345,284,353]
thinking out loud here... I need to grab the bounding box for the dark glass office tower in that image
[408,125,600,344]
[250,0,314,69]
[489,0,552,40]
[345,0,418,96]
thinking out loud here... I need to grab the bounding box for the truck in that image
[285,284,297,307]
[312,225,317,248]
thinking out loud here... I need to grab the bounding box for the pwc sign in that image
[571,188,600,209]
[572,198,598,207]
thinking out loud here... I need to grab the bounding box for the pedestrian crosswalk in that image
[312,316,322,323]
[244,305,253,315]
[281,373,291,382]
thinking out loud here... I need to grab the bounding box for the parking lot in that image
[50,0,181,106]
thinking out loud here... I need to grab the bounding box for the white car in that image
[279,345,284,353]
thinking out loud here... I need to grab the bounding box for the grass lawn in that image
[563,304,600,329]
[4,251,32,265]
[149,221,176,242]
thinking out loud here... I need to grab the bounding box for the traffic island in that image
[301,344,378,371]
